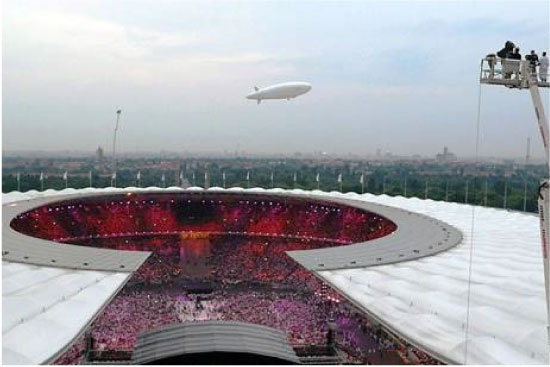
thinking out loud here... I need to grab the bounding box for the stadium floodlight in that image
[112,109,122,187]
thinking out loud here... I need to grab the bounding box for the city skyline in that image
[3,145,546,163]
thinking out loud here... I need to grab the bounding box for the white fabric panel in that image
[2,261,129,365]
[318,193,548,365]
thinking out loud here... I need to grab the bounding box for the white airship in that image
[246,81,312,104]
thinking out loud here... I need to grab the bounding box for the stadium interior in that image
[9,192,441,364]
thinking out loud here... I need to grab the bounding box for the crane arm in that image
[528,71,550,355]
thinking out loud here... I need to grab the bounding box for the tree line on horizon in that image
[2,159,544,213]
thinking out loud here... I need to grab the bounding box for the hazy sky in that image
[3,0,549,158]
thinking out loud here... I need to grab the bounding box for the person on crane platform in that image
[525,50,539,73]
[486,53,496,78]
[497,40,515,59]
[540,52,548,82]
[501,47,521,79]
[510,48,521,60]
[495,41,518,79]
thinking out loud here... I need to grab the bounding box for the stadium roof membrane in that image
[2,187,548,365]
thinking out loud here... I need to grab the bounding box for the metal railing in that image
[481,57,549,87]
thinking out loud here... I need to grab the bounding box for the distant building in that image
[436,146,456,163]
[96,146,104,162]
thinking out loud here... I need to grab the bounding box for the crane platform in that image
[480,57,549,89]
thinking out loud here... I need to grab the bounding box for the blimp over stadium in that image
[246,82,312,104]
[2,185,548,365]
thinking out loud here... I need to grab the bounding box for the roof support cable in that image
[464,81,483,364]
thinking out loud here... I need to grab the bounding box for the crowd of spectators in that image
[89,288,181,350]
[56,282,438,365]
[68,234,353,292]
[11,193,397,245]
[57,286,406,364]
[53,336,86,365]
[16,193,436,365]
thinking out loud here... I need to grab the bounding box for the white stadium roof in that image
[3,261,130,364]
[318,193,548,365]
[2,187,548,365]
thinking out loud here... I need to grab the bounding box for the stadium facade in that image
[2,187,548,365]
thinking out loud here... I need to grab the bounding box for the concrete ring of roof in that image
[2,189,462,272]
